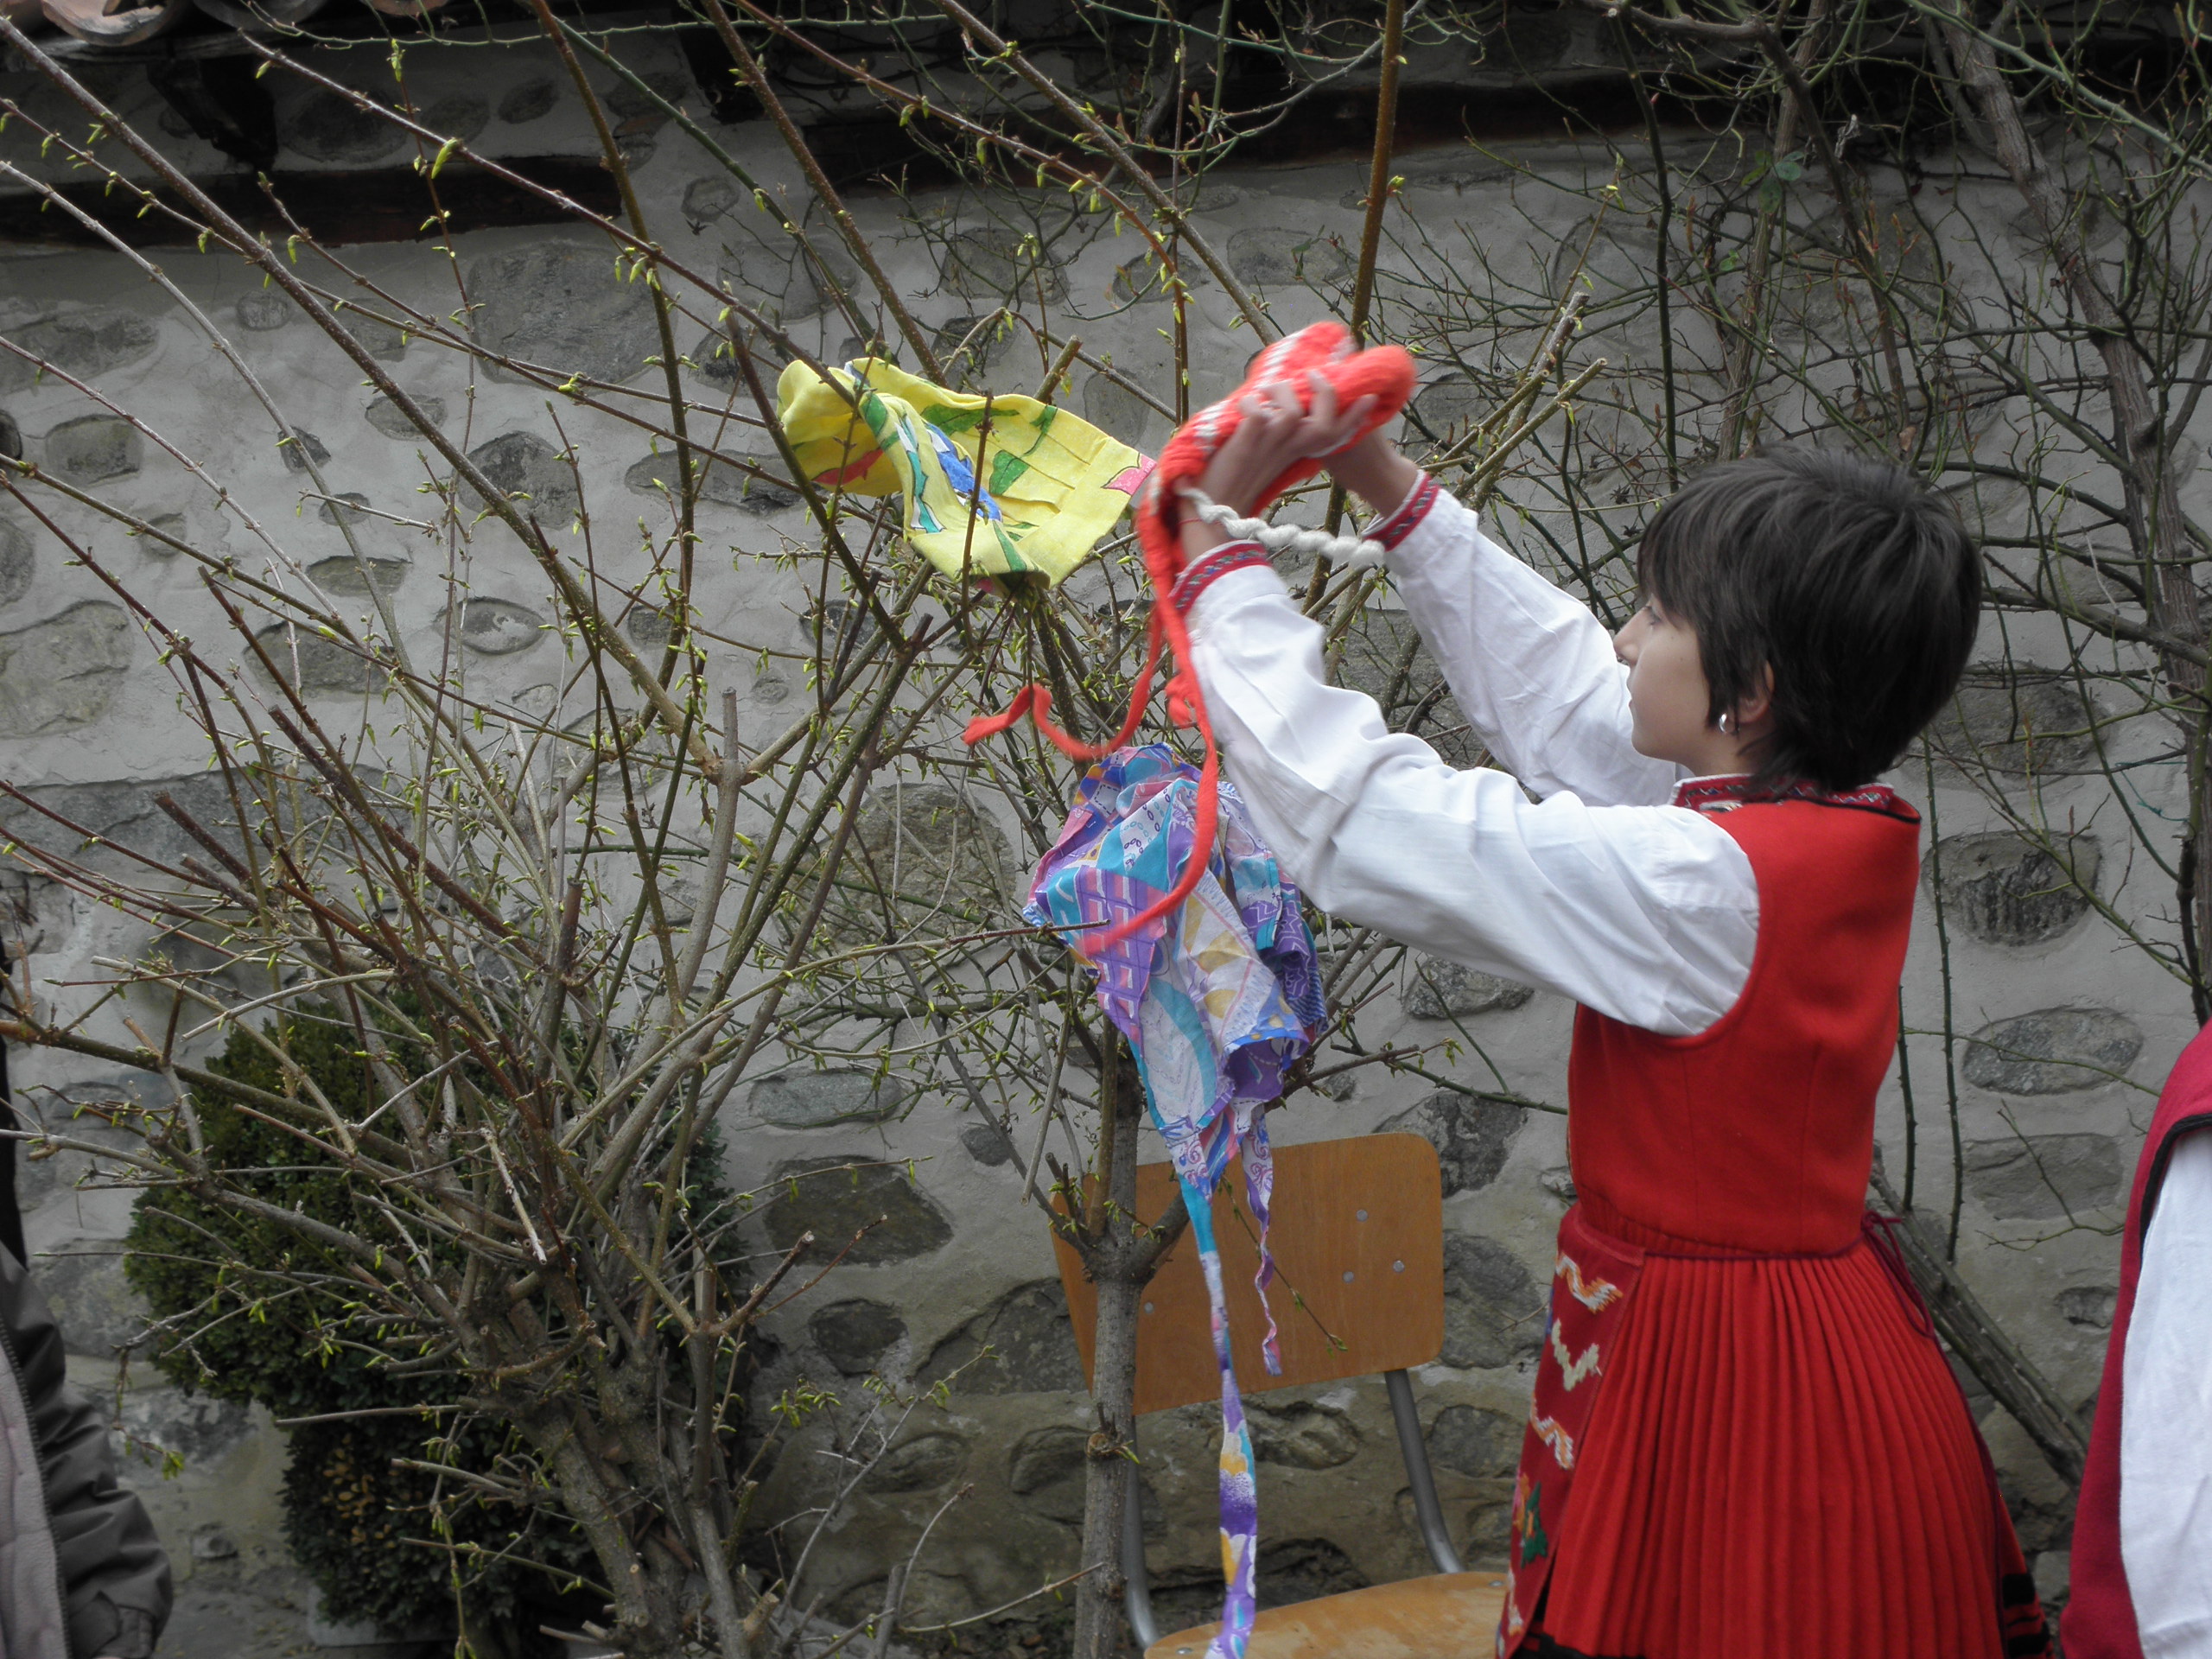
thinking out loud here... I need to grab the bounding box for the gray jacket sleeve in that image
[0,1249,172,1659]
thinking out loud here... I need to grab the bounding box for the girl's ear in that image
[1738,663,1778,727]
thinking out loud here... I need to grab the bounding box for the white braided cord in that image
[1175,484,1387,569]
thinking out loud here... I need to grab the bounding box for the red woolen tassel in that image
[964,321,1416,950]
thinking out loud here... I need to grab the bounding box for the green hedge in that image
[124,1009,594,1647]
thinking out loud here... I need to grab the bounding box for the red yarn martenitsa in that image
[963,320,1416,950]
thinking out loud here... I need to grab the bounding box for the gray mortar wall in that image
[0,27,2177,1650]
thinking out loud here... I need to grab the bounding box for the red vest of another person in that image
[2063,1022,2212,1659]
[1569,786,1922,1254]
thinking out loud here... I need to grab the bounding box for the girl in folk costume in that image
[1160,377,2053,1659]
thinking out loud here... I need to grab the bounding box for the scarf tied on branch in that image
[1027,744,1328,1659]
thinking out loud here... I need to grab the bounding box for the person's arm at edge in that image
[0,1249,171,1659]
[2120,1126,2212,1656]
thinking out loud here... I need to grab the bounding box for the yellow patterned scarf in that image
[776,357,1152,585]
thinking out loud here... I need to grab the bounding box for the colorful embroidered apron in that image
[1499,1205,1647,1656]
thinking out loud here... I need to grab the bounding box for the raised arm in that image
[1365,479,1681,807]
[1187,563,1758,1036]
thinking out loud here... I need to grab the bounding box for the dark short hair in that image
[1637,448,1980,792]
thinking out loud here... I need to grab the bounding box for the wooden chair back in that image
[1054,1134,1445,1415]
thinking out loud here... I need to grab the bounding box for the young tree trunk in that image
[1066,1033,1188,1659]
[1071,1033,1146,1659]
[1075,1268,1146,1659]
[531,1408,696,1659]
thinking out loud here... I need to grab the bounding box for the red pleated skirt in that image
[1532,1238,2014,1659]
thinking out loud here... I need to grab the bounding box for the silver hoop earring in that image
[1718,711,1734,735]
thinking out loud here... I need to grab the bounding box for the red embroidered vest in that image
[1567,784,1923,1255]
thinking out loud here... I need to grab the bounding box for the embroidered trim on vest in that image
[1670,774,1920,824]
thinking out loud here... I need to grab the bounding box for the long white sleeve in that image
[2122,1127,2212,1657]
[1386,488,1683,809]
[1187,563,1759,1037]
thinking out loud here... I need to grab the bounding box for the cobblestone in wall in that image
[1440,1236,1544,1370]
[253,620,385,696]
[465,429,582,524]
[1964,1134,2126,1221]
[0,308,159,394]
[1249,1401,1363,1469]
[1379,1092,1525,1197]
[0,602,133,735]
[625,449,798,513]
[277,430,329,473]
[1929,833,2101,947]
[275,86,412,165]
[363,391,445,438]
[2056,1285,2117,1330]
[499,78,561,126]
[467,241,664,385]
[1403,957,1535,1020]
[959,1121,1018,1166]
[44,414,142,484]
[0,871,71,957]
[868,1433,969,1494]
[763,1157,956,1266]
[753,1070,912,1130]
[810,1299,909,1375]
[815,781,1015,950]
[0,520,32,611]
[1427,1403,1521,1478]
[918,1281,1086,1395]
[1006,1426,1091,1522]
[1963,1007,2144,1095]
[1924,671,2101,777]
[0,772,243,873]
[441,596,547,656]
[939,226,1070,303]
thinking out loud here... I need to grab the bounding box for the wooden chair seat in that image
[1145,1573,1509,1659]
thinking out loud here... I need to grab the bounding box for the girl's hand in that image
[1329,428,1421,516]
[1177,371,1378,567]
[1192,371,1378,518]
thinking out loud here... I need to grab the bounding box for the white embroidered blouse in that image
[1185,480,1760,1039]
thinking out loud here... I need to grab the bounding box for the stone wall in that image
[0,27,2181,1649]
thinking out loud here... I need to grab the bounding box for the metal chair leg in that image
[1123,1452,1161,1649]
[1386,1368,1465,1574]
